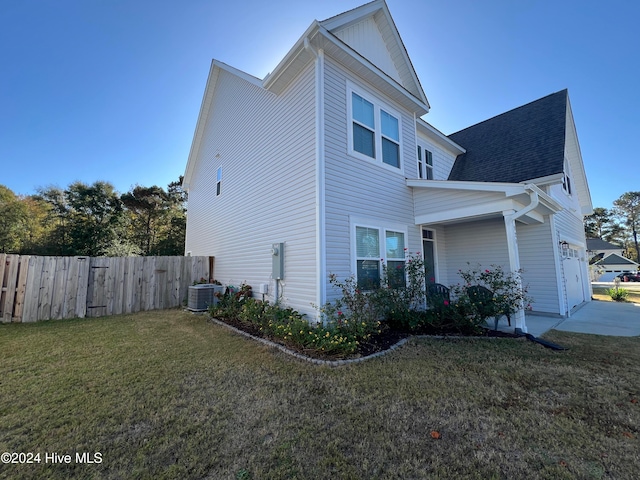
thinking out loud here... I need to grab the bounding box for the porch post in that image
[503,212,527,333]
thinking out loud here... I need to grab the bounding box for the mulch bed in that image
[211,316,521,361]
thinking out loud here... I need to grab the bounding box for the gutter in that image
[504,185,539,223]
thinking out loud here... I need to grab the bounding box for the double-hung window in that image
[385,230,406,288]
[417,143,433,179]
[354,225,406,290]
[349,85,402,170]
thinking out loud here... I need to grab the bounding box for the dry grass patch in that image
[1,310,639,479]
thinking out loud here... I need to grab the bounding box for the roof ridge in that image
[449,89,568,137]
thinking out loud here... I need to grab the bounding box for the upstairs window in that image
[562,160,572,195]
[417,144,433,179]
[352,93,375,158]
[216,167,222,196]
[381,110,400,167]
[349,85,402,170]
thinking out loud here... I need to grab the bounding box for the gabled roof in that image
[586,238,624,251]
[319,0,428,108]
[447,90,568,184]
[594,253,639,266]
[263,0,429,113]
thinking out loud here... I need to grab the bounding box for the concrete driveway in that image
[524,300,640,337]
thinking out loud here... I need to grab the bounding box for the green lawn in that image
[592,285,640,304]
[1,310,639,479]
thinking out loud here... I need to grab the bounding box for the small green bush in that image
[607,287,629,302]
[209,284,253,320]
[212,291,379,357]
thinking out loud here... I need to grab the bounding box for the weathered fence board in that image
[0,255,209,323]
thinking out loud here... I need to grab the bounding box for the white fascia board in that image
[320,26,428,111]
[183,61,219,191]
[524,172,564,187]
[320,0,429,110]
[407,179,561,213]
[263,21,319,91]
[416,118,466,155]
[406,178,526,196]
[566,96,593,216]
[415,198,517,225]
[320,0,384,31]
[183,60,266,190]
[212,59,263,87]
[521,183,563,213]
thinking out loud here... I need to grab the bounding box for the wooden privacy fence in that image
[0,255,209,323]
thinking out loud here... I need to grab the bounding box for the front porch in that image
[410,179,562,333]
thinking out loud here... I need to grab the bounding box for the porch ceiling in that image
[407,179,561,226]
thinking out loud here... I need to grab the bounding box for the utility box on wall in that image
[271,243,284,280]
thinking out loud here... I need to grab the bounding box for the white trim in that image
[349,216,409,287]
[416,118,466,155]
[421,227,439,284]
[347,81,404,174]
[306,42,327,319]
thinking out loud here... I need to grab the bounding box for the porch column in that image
[503,212,527,333]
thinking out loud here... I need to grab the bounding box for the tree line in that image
[0,178,186,256]
[584,191,640,262]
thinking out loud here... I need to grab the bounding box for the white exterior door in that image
[564,246,585,312]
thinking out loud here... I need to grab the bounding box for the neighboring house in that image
[183,0,593,331]
[593,253,639,281]
[586,238,637,281]
[586,238,625,263]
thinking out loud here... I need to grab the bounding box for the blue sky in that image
[1,0,638,209]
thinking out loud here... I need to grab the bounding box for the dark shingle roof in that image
[447,90,568,183]
[595,253,638,266]
[586,238,623,251]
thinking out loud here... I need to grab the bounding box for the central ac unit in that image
[187,284,222,311]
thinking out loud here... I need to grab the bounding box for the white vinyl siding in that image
[414,131,458,180]
[332,16,402,83]
[441,218,510,287]
[516,221,561,314]
[550,207,591,315]
[185,64,317,317]
[324,58,420,298]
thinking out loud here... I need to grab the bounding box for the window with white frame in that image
[354,225,406,290]
[562,159,572,195]
[349,86,402,169]
[385,230,406,288]
[216,167,222,196]
[417,143,433,179]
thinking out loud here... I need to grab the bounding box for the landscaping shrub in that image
[209,283,253,320]
[451,263,533,323]
[211,290,380,357]
[208,260,533,358]
[607,287,629,301]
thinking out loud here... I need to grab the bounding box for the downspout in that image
[502,187,540,333]
[305,37,326,323]
[505,187,540,223]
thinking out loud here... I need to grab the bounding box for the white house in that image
[183,0,593,332]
